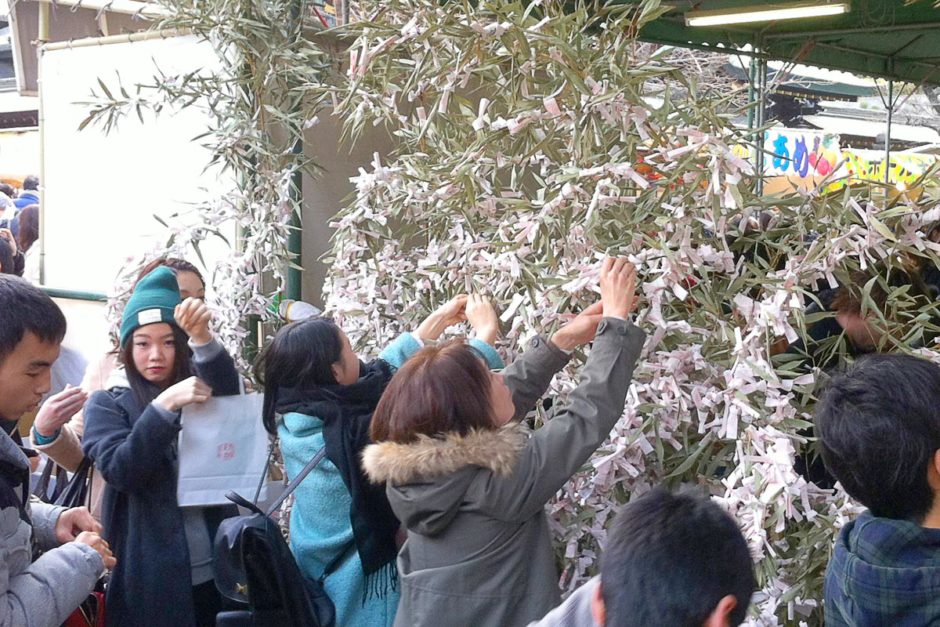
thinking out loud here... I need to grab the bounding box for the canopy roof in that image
[722,61,877,99]
[802,114,940,143]
[629,0,940,86]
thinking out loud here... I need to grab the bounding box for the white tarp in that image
[803,114,940,144]
[40,34,234,295]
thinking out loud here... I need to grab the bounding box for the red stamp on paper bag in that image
[218,442,236,461]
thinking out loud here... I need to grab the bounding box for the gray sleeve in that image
[0,509,103,627]
[188,337,224,363]
[150,401,182,426]
[28,500,65,551]
[481,318,645,522]
[501,334,572,421]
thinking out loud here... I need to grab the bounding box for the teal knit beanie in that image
[120,266,181,347]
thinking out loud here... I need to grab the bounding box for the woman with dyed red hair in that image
[364,257,646,627]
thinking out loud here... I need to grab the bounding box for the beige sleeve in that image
[33,352,116,472]
[33,422,85,472]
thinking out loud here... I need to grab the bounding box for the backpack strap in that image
[257,446,356,581]
[252,443,276,505]
[264,447,327,518]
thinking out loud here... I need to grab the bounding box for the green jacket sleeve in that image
[480,317,645,522]
[501,334,572,421]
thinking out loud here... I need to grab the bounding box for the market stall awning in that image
[802,114,940,144]
[629,0,940,86]
[723,58,877,100]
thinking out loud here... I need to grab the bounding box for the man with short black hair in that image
[0,275,115,626]
[817,353,940,625]
[530,486,755,627]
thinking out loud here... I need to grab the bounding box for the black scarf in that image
[275,359,399,597]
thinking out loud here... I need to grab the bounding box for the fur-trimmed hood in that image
[362,424,528,536]
[362,423,527,485]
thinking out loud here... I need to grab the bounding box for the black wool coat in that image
[83,347,240,627]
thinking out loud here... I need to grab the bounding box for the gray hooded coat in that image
[0,429,104,627]
[363,317,645,627]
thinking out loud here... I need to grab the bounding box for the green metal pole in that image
[747,55,758,192]
[287,173,302,301]
[884,79,894,186]
[286,0,303,302]
[755,53,768,197]
[42,288,108,302]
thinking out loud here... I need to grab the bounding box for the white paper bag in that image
[177,393,281,507]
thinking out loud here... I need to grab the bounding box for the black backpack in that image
[213,447,353,627]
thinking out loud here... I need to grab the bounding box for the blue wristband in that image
[32,426,61,445]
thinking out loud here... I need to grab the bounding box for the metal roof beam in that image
[888,34,925,59]
[764,22,940,40]
[804,41,938,71]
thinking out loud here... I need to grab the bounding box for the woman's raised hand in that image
[175,297,212,344]
[435,294,469,327]
[550,257,638,351]
[33,384,88,438]
[550,302,604,352]
[466,295,499,345]
[600,256,637,319]
[415,294,468,342]
[154,376,212,413]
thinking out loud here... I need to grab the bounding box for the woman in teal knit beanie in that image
[82,266,241,627]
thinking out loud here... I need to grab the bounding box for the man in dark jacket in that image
[0,275,115,626]
[13,175,39,211]
[817,354,940,625]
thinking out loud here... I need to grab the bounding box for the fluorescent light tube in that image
[685,2,850,27]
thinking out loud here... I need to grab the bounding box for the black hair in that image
[0,274,66,365]
[136,257,205,288]
[22,175,39,191]
[119,324,193,407]
[600,486,755,627]
[0,237,14,275]
[0,184,15,198]
[817,353,940,521]
[255,316,344,435]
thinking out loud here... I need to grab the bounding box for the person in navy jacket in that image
[83,267,240,627]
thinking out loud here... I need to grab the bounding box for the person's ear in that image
[929,450,940,491]
[928,450,940,489]
[591,582,606,626]
[703,595,737,627]
[331,361,344,382]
